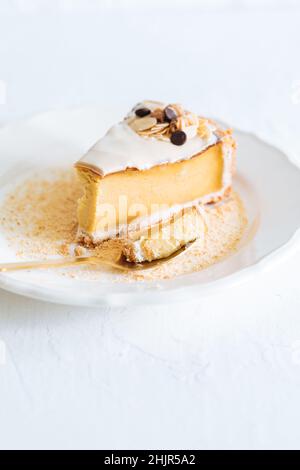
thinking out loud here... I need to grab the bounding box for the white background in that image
[0,0,300,450]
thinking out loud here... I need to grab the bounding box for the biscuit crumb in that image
[0,169,81,259]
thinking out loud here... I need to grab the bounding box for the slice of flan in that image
[75,101,236,258]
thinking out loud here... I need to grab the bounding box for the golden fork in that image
[0,243,192,273]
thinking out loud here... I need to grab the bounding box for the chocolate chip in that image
[170,130,187,146]
[164,106,177,122]
[135,107,151,118]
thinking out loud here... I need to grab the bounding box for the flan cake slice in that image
[75,101,236,250]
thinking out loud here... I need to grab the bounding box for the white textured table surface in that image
[0,1,300,450]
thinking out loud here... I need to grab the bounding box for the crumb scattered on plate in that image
[0,169,247,281]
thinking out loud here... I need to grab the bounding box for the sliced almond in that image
[176,116,188,131]
[168,103,184,117]
[149,123,169,131]
[138,123,169,136]
[143,100,165,108]
[130,116,157,132]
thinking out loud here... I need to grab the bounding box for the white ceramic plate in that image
[0,107,299,307]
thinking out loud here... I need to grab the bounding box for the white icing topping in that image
[77,120,218,176]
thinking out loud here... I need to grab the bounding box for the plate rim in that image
[0,111,299,307]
